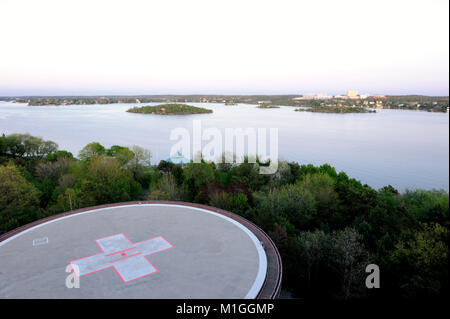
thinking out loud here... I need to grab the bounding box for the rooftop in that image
[0,201,281,299]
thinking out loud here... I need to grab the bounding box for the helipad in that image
[0,202,281,299]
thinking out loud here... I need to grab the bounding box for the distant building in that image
[347,90,359,99]
[300,94,317,100]
[376,100,383,109]
[300,93,331,100]
[370,95,386,99]
[315,93,332,99]
[167,151,190,165]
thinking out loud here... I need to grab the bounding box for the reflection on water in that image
[0,101,448,191]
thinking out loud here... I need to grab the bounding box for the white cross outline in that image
[68,233,174,283]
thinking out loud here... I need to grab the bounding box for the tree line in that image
[0,133,448,299]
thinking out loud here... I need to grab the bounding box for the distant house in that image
[167,151,190,165]
[315,93,332,99]
[298,93,332,100]
[376,100,383,109]
[300,94,316,100]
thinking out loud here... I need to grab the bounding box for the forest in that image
[0,133,448,299]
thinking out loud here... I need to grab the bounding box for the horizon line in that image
[1,93,449,98]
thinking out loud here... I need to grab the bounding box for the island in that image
[257,104,280,109]
[295,106,376,113]
[4,94,448,112]
[126,104,213,115]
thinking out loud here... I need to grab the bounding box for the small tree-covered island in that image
[295,106,376,114]
[257,104,280,109]
[126,104,213,115]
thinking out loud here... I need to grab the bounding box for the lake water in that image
[0,101,448,191]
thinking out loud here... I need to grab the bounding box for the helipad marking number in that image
[32,237,48,246]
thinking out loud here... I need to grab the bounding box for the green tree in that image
[329,228,371,299]
[257,183,316,230]
[0,134,7,155]
[229,161,270,191]
[45,150,74,162]
[403,189,449,227]
[80,156,141,204]
[78,142,106,161]
[0,164,42,233]
[151,174,182,201]
[292,228,370,299]
[157,160,175,173]
[1,133,57,158]
[171,164,184,186]
[127,145,152,181]
[389,223,449,297]
[106,145,135,166]
[183,162,216,201]
[297,173,339,230]
[293,230,332,297]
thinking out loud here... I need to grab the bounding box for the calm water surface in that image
[0,101,448,191]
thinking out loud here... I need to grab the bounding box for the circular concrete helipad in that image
[0,202,281,299]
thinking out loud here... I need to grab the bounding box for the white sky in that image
[0,0,448,95]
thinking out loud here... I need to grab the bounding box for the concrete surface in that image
[0,204,267,298]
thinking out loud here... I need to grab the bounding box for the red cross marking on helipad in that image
[69,233,174,283]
